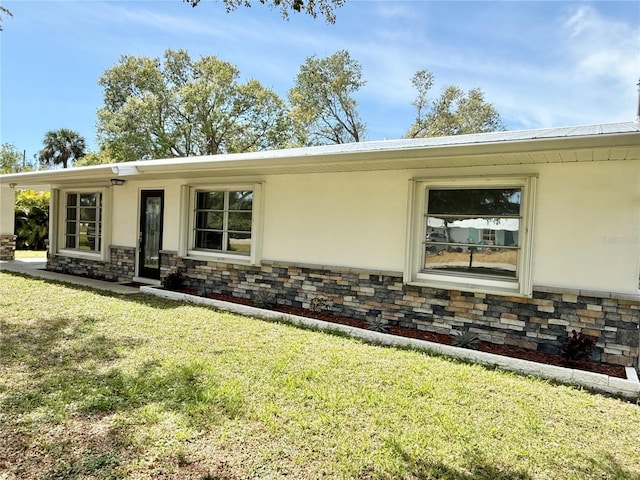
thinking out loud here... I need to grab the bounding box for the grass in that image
[13,250,47,259]
[1,272,639,479]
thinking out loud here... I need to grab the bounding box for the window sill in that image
[185,250,253,265]
[406,274,529,298]
[56,249,105,262]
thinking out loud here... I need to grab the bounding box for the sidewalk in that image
[0,258,141,295]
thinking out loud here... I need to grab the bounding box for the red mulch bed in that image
[174,289,627,379]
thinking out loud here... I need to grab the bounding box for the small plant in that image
[253,290,276,308]
[561,330,595,361]
[366,316,389,333]
[163,271,185,290]
[310,296,328,312]
[452,327,480,349]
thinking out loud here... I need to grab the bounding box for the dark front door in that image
[139,190,164,280]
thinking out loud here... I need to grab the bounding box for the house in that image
[1,122,639,367]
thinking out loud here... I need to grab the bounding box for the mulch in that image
[190,290,627,379]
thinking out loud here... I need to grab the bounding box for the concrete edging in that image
[140,286,640,399]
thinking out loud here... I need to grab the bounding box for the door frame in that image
[138,189,164,280]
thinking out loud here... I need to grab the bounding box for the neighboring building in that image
[1,122,639,367]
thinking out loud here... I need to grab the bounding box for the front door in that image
[138,190,164,280]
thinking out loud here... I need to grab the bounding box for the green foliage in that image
[73,150,113,167]
[163,271,186,290]
[14,189,50,250]
[406,69,505,138]
[38,129,87,169]
[561,330,595,361]
[309,296,328,312]
[2,274,640,479]
[97,49,294,162]
[0,5,12,31]
[0,143,30,173]
[365,316,389,333]
[289,50,366,145]
[253,290,276,308]
[183,0,345,24]
[451,327,481,349]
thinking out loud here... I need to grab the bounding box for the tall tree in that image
[0,143,27,173]
[406,70,505,138]
[183,0,345,24]
[38,129,87,169]
[0,6,12,31]
[97,49,294,162]
[289,50,366,145]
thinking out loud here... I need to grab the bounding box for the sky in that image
[0,0,639,163]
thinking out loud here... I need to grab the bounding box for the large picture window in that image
[406,176,535,296]
[425,188,521,278]
[193,190,253,255]
[64,192,102,252]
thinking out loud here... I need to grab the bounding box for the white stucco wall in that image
[110,179,184,249]
[263,170,408,271]
[532,161,640,293]
[104,157,639,294]
[0,186,15,235]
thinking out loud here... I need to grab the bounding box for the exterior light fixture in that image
[9,183,18,189]
[110,178,126,186]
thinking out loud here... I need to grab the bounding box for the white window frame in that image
[404,175,536,297]
[181,182,263,265]
[54,187,111,261]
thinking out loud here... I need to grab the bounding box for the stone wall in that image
[0,235,16,261]
[48,246,136,282]
[161,251,640,367]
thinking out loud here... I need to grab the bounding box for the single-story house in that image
[1,122,639,367]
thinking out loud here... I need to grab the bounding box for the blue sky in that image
[1,0,638,162]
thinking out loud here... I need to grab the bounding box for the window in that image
[64,192,102,252]
[406,176,535,296]
[193,190,253,255]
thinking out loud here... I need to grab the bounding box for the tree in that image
[183,0,345,24]
[97,49,294,162]
[289,50,366,146]
[0,143,28,173]
[0,6,12,31]
[38,129,87,169]
[406,70,505,138]
[74,150,113,167]
[15,190,50,250]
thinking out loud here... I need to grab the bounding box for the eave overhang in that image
[2,122,639,189]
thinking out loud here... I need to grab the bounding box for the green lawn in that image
[1,272,639,479]
[13,250,47,259]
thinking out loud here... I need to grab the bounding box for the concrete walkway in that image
[0,258,141,294]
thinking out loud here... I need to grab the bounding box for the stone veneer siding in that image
[0,234,17,261]
[48,246,136,283]
[161,251,640,368]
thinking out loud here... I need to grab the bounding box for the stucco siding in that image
[103,157,639,294]
[262,170,408,271]
[532,160,640,294]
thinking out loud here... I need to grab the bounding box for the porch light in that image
[110,178,126,186]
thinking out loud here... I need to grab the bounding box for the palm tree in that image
[38,128,86,169]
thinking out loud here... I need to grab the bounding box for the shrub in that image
[254,291,276,308]
[365,317,389,333]
[451,328,480,349]
[310,297,328,312]
[15,189,50,250]
[163,271,185,290]
[561,330,595,361]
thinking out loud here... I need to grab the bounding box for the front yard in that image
[1,272,639,479]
